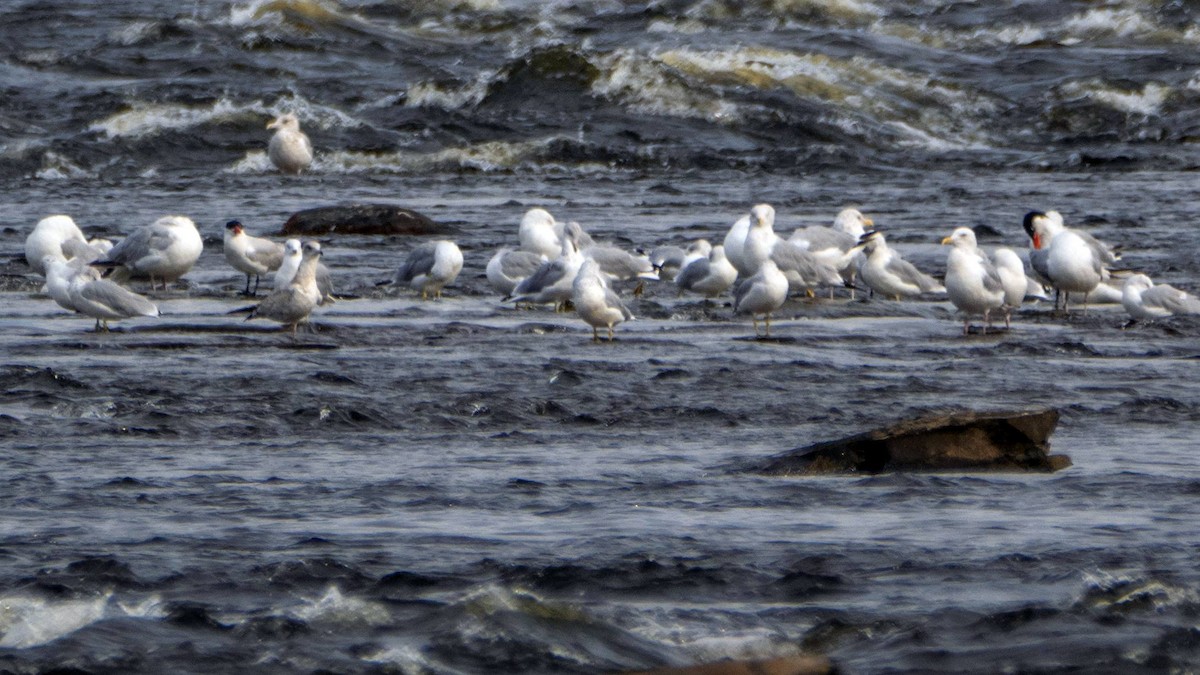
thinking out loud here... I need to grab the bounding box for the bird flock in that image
[21,198,1200,340]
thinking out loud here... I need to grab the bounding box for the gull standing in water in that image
[247,241,323,335]
[518,208,562,259]
[486,247,546,296]
[991,247,1031,329]
[853,230,944,300]
[267,113,313,174]
[276,238,335,304]
[223,220,284,296]
[1024,210,1119,313]
[646,239,711,282]
[94,215,203,291]
[733,258,789,338]
[942,227,1005,334]
[68,266,159,332]
[1121,274,1200,321]
[25,215,88,275]
[507,228,585,311]
[676,244,738,299]
[391,240,464,300]
[790,207,875,296]
[741,204,842,297]
[573,258,634,342]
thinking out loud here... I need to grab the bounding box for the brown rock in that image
[757,408,1069,475]
[627,654,834,675]
[280,204,451,236]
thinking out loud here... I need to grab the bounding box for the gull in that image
[267,113,313,174]
[392,240,464,300]
[1121,274,1200,321]
[486,247,546,295]
[853,230,944,300]
[991,247,1030,329]
[223,220,284,296]
[43,256,93,314]
[742,204,843,296]
[25,215,89,275]
[676,244,738,298]
[93,215,203,291]
[247,241,323,335]
[646,239,711,282]
[507,229,585,311]
[942,227,1006,334]
[276,239,335,304]
[733,258,789,338]
[518,208,562,259]
[68,267,159,332]
[1024,210,1118,313]
[790,207,875,295]
[573,258,634,342]
[723,214,752,277]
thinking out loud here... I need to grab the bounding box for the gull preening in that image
[247,241,323,335]
[267,113,313,175]
[675,244,738,298]
[518,208,562,259]
[223,220,285,296]
[486,247,546,296]
[942,227,1006,334]
[854,230,944,300]
[93,215,203,291]
[1121,273,1200,321]
[391,240,464,300]
[507,224,586,310]
[25,215,110,275]
[573,258,634,342]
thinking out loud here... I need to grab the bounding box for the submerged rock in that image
[758,408,1069,475]
[280,204,450,236]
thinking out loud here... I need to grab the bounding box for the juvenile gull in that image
[853,230,944,300]
[1121,273,1200,321]
[276,238,335,304]
[942,227,1006,334]
[486,247,546,295]
[573,258,634,342]
[733,258,789,338]
[392,240,464,300]
[676,244,738,298]
[68,268,159,332]
[94,215,203,290]
[267,113,313,174]
[247,241,323,335]
[223,220,284,295]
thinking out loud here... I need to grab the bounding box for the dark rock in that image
[757,409,1069,475]
[280,204,451,236]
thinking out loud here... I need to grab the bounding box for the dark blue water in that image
[4,2,1200,673]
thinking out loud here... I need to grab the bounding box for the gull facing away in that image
[1122,273,1200,322]
[992,247,1030,328]
[853,230,944,300]
[267,113,313,174]
[247,241,323,335]
[733,258,789,339]
[224,220,284,296]
[942,227,1006,335]
[518,208,562,259]
[573,258,634,342]
[68,266,159,332]
[93,215,203,291]
[276,238,335,304]
[790,207,875,295]
[392,240,464,299]
[675,244,738,298]
[723,214,752,277]
[25,215,88,276]
[507,224,586,310]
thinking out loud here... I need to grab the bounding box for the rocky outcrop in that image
[757,409,1069,475]
[628,654,834,675]
[280,204,451,236]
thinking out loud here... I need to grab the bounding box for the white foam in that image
[593,49,742,124]
[1063,81,1170,116]
[0,592,111,649]
[405,72,494,111]
[289,586,392,626]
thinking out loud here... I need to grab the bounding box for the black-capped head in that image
[1021,211,1045,238]
[225,220,243,232]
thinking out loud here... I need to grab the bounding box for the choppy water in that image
[4,1,1200,673]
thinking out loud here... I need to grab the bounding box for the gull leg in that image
[962,317,969,336]
[752,316,760,338]
[764,313,772,339]
[633,281,644,296]
[607,325,615,341]
[592,327,600,343]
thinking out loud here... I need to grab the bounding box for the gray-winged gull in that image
[573,258,634,342]
[676,244,738,298]
[853,230,944,300]
[392,240,464,300]
[94,215,203,291]
[1122,273,1200,321]
[68,268,159,332]
[733,258,788,338]
[487,247,546,295]
[942,227,1006,334]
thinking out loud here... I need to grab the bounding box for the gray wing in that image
[513,259,566,296]
[247,236,285,270]
[674,258,710,290]
[1144,284,1200,315]
[502,250,545,278]
[80,279,158,317]
[887,256,941,292]
[1077,231,1119,265]
[396,243,437,282]
[771,241,841,285]
[792,226,855,252]
[732,275,755,311]
[980,255,1005,294]
[603,286,634,320]
[589,246,653,279]
[316,263,334,303]
[649,245,686,270]
[102,226,156,265]
[1028,248,1051,285]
